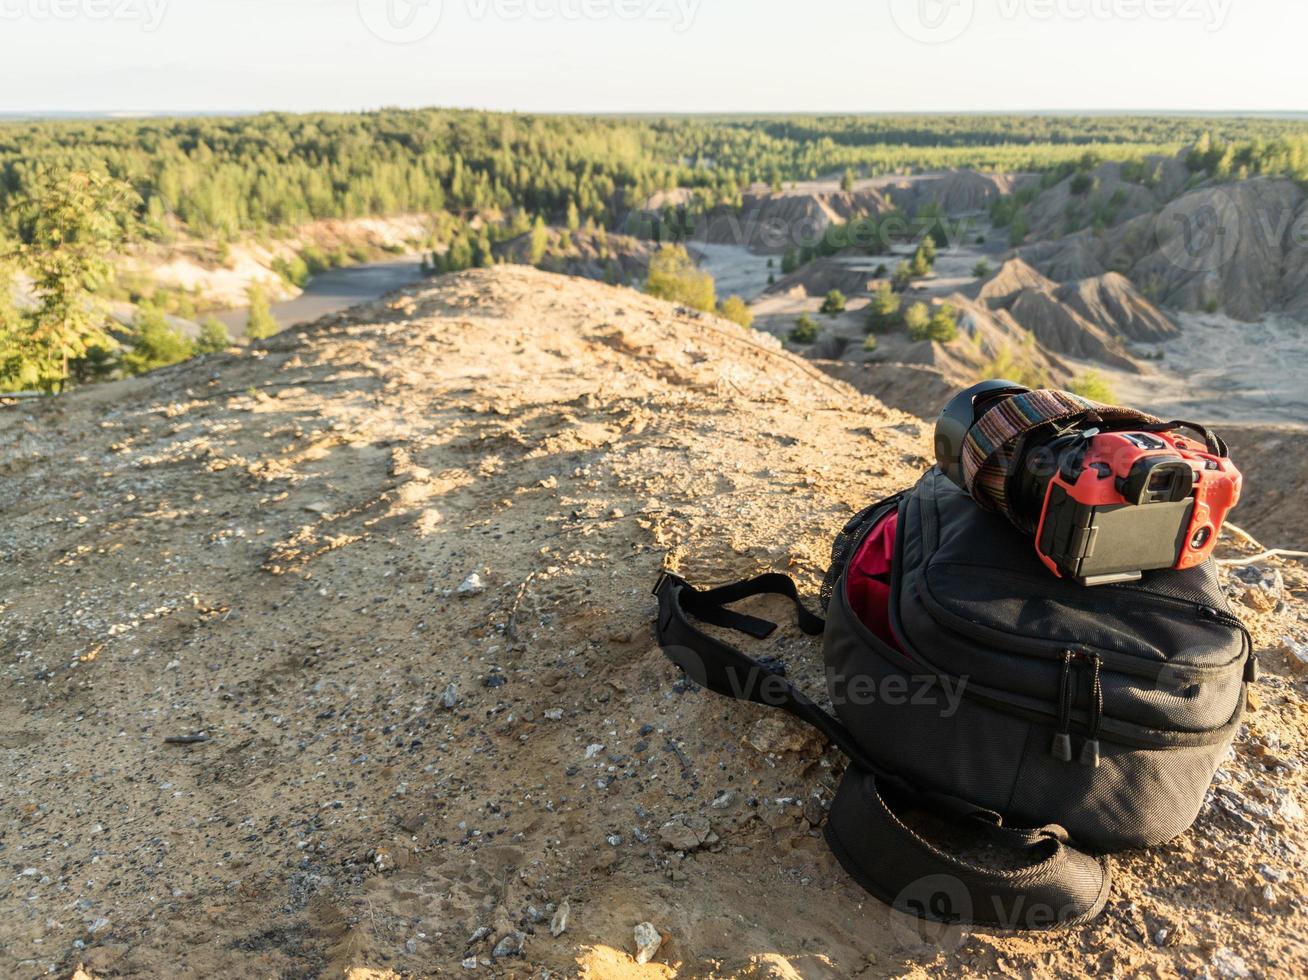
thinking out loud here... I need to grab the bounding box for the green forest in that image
[3,110,1308,244]
[4,109,1308,393]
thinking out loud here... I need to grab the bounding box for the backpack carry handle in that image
[652,570,1112,930]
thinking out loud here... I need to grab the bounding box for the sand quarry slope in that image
[1,266,1306,979]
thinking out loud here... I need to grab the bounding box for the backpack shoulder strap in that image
[652,570,1111,930]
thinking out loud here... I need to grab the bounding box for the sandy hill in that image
[1,266,1305,978]
[696,187,894,252]
[954,259,1178,373]
[761,255,889,298]
[1019,177,1308,321]
[874,169,1033,216]
[1020,154,1192,243]
[693,170,1027,253]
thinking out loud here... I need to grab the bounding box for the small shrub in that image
[972,259,992,278]
[904,302,931,341]
[197,316,232,353]
[866,283,901,333]
[820,289,847,315]
[789,314,819,344]
[927,303,959,343]
[645,245,716,312]
[245,284,279,340]
[717,295,754,329]
[1069,371,1114,402]
[122,305,195,375]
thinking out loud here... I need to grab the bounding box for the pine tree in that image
[866,282,901,333]
[4,170,138,392]
[904,301,931,341]
[245,284,279,340]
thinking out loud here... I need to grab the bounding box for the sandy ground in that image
[1106,312,1308,425]
[1,267,1305,979]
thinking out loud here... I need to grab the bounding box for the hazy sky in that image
[0,0,1303,114]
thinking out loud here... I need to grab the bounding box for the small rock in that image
[458,573,485,596]
[1279,635,1308,671]
[461,956,478,970]
[303,501,331,515]
[469,926,491,944]
[584,743,605,760]
[1260,864,1290,883]
[710,791,736,810]
[544,708,564,721]
[658,815,711,852]
[484,675,507,689]
[1242,587,1278,613]
[803,796,826,826]
[633,922,662,965]
[440,683,460,709]
[744,716,817,755]
[550,900,570,937]
[1211,947,1251,978]
[492,932,525,958]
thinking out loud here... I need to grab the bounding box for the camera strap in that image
[961,390,1160,523]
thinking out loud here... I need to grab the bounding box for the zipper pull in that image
[1079,739,1101,768]
[1050,651,1075,762]
[1244,654,1260,684]
[1079,655,1103,769]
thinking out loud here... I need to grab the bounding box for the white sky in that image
[0,0,1303,114]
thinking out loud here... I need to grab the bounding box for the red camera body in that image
[1032,429,1242,585]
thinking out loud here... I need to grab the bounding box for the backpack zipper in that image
[1049,650,1104,766]
[1081,654,1103,768]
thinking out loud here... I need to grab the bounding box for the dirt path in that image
[0,267,1304,978]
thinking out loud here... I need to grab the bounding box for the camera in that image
[935,380,1243,586]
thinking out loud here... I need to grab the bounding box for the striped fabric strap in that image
[961,390,1161,525]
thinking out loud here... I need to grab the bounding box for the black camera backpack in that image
[652,468,1253,929]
